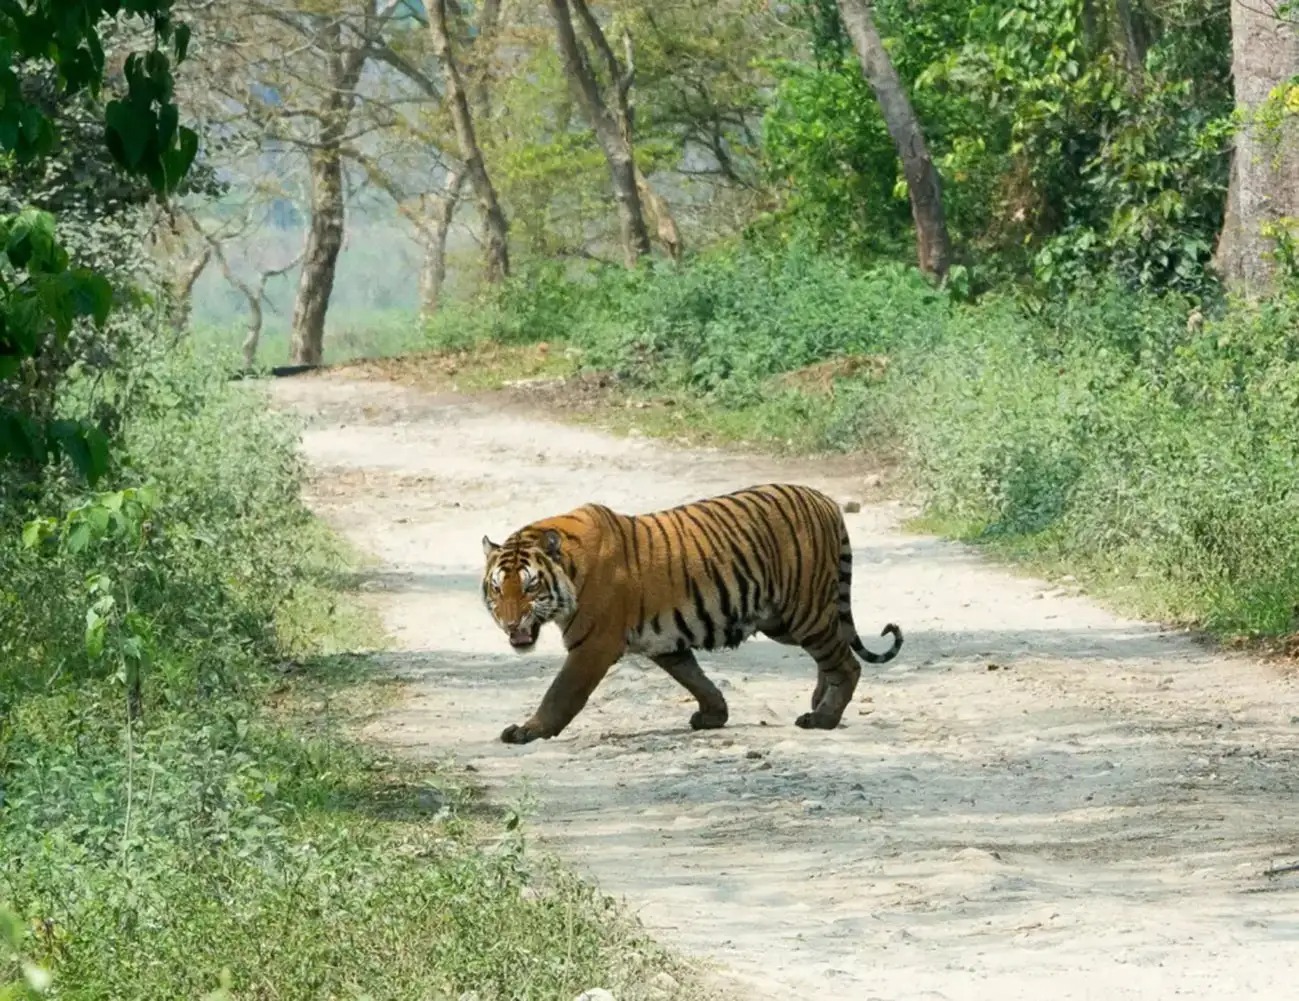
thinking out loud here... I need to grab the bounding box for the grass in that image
[390,244,1299,644]
[1,343,705,1000]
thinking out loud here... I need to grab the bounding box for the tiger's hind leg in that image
[794,630,862,731]
[760,618,854,728]
[649,650,729,731]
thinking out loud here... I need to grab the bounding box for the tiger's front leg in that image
[500,639,623,744]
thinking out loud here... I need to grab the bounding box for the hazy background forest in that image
[5,0,1299,995]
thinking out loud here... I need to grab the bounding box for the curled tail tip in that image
[881,622,902,641]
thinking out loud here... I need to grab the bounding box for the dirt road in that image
[273,371,1299,1000]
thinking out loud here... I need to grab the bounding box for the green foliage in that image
[424,258,598,350]
[570,246,945,404]
[0,681,686,1000]
[901,282,1299,634]
[0,2,193,176]
[0,0,199,484]
[0,345,307,708]
[0,208,115,482]
[766,0,1233,293]
[761,58,911,258]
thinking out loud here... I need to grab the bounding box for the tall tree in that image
[191,0,415,365]
[835,0,951,281]
[288,15,368,366]
[1214,0,1299,294]
[548,0,653,267]
[427,0,511,283]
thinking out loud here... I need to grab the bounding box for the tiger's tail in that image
[836,533,903,664]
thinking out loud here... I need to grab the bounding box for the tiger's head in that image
[481,528,577,651]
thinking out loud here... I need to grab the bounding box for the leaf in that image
[70,270,114,326]
[84,607,106,660]
[0,409,47,463]
[50,421,112,484]
[66,521,91,554]
[21,518,53,549]
[86,505,112,536]
[105,100,152,170]
[174,24,192,62]
[162,125,198,193]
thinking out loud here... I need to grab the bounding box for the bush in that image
[903,283,1299,634]
[569,245,948,404]
[1,678,684,1000]
[0,338,307,707]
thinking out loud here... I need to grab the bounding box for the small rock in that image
[745,749,764,759]
[842,499,862,513]
[987,663,1001,671]
[574,990,616,1001]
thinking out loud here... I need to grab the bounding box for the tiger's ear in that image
[541,529,562,558]
[482,535,501,557]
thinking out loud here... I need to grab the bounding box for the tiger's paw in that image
[689,707,729,731]
[500,722,543,745]
[794,711,840,731]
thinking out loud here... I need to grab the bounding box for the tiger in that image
[480,483,903,744]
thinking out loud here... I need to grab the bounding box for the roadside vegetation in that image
[1,5,699,998]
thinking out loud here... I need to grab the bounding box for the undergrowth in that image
[1,345,694,1000]
[424,245,1299,640]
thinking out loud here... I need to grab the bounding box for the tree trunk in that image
[635,167,683,262]
[169,247,211,332]
[1213,1,1299,296]
[288,148,345,366]
[418,170,464,320]
[241,292,265,370]
[1114,0,1150,79]
[836,0,951,281]
[288,33,367,367]
[549,0,652,267]
[428,0,510,284]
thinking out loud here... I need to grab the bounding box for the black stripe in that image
[725,494,781,602]
[702,500,762,618]
[673,608,697,644]
[691,578,717,649]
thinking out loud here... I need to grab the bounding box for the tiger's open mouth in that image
[508,622,541,649]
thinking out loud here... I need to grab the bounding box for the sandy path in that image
[272,371,1299,1000]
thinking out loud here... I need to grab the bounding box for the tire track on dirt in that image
[272,371,1299,1001]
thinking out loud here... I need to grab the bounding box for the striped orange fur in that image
[481,483,902,744]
